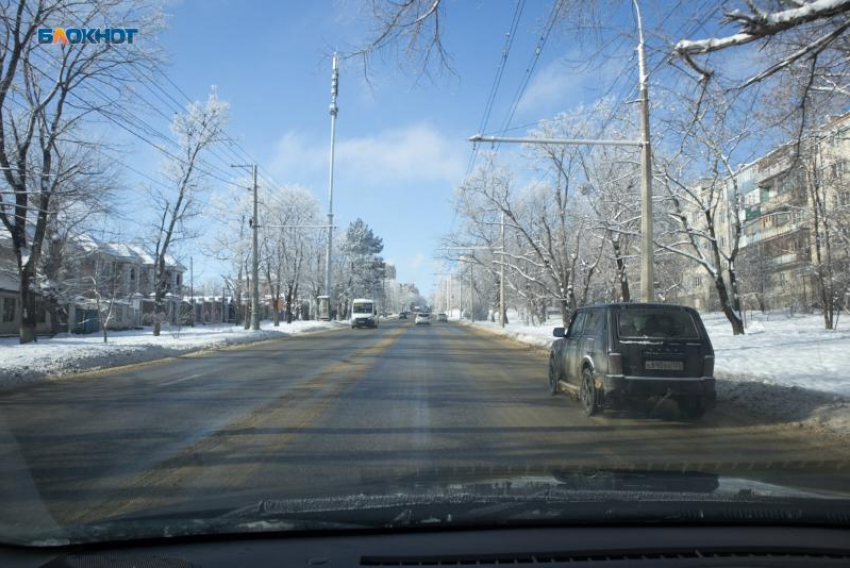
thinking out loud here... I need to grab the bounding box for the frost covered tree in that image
[674,1,850,147]
[0,0,163,343]
[149,88,228,336]
[449,154,593,326]
[260,186,321,325]
[209,187,252,326]
[653,85,752,335]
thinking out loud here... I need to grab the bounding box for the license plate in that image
[645,360,683,371]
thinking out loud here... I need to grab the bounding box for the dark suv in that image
[549,303,715,419]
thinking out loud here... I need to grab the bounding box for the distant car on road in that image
[350,298,379,329]
[399,312,408,320]
[437,313,448,322]
[549,303,715,419]
[414,313,431,325]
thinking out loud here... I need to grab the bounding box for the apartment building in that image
[677,113,850,313]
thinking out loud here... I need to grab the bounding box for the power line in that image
[479,0,526,136]
[458,0,528,243]
[137,64,289,196]
[495,0,565,141]
[26,50,270,191]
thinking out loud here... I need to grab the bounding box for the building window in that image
[694,276,703,287]
[2,297,15,323]
[778,273,787,286]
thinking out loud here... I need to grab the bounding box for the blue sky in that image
[120,0,702,295]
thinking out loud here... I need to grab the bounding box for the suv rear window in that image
[617,308,700,339]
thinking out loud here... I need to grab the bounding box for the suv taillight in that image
[703,355,715,377]
[608,352,623,375]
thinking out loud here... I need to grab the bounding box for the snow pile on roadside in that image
[702,313,850,396]
[469,320,556,349]
[469,313,850,435]
[703,312,850,435]
[0,320,345,390]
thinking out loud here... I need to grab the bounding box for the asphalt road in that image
[1,319,849,531]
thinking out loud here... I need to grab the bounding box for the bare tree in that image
[149,87,228,336]
[675,0,850,85]
[674,0,850,148]
[347,0,451,80]
[578,140,642,303]
[449,155,587,326]
[89,249,120,344]
[799,131,850,328]
[653,83,753,335]
[0,0,162,343]
[260,186,321,325]
[38,144,119,334]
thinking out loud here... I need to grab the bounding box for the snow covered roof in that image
[68,234,184,270]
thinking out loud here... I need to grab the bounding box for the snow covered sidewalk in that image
[466,312,850,435]
[0,320,346,390]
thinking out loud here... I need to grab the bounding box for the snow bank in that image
[469,320,556,350]
[468,313,850,436]
[702,313,850,397]
[0,320,346,390]
[703,312,850,436]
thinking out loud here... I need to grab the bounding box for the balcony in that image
[767,253,798,267]
[761,190,805,212]
[744,222,801,245]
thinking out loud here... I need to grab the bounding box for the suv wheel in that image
[548,356,561,396]
[580,367,600,416]
[679,397,706,420]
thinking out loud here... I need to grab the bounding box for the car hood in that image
[7,466,850,547]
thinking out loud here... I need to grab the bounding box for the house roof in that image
[70,233,185,270]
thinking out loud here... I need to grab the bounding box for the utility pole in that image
[500,211,506,327]
[190,256,194,326]
[448,273,452,315]
[231,164,260,330]
[634,0,655,302]
[469,263,475,322]
[326,52,339,318]
[458,270,463,320]
[250,165,259,330]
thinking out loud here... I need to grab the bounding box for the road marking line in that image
[159,373,203,387]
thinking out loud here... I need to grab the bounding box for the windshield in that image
[2,0,850,549]
[618,309,700,339]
